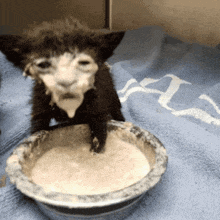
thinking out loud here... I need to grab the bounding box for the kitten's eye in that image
[79,60,90,65]
[37,61,51,69]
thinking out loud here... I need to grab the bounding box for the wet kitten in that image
[0,17,125,152]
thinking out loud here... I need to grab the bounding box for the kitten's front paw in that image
[90,137,105,153]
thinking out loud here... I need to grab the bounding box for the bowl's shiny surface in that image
[6,120,168,220]
[36,194,145,220]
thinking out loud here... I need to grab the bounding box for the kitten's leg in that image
[31,115,51,134]
[111,108,125,122]
[110,92,125,121]
[89,115,108,153]
[31,82,52,134]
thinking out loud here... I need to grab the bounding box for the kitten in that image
[0,17,125,152]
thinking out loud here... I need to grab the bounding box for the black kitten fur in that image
[0,18,125,152]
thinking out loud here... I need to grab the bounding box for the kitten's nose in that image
[57,80,77,88]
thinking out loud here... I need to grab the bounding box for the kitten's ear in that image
[0,35,23,67]
[97,31,125,60]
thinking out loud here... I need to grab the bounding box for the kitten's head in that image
[0,18,125,118]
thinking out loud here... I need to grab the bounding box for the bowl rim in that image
[6,120,168,208]
[36,193,145,217]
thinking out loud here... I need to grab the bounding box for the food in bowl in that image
[31,128,151,195]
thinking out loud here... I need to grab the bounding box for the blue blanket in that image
[1,26,220,220]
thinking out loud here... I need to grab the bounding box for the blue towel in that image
[1,25,220,220]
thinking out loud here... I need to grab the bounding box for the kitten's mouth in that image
[54,92,84,118]
[59,93,78,100]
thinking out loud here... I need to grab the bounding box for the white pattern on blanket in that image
[118,74,220,126]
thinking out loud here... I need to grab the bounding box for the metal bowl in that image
[6,120,168,220]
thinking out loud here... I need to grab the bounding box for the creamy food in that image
[31,132,150,195]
